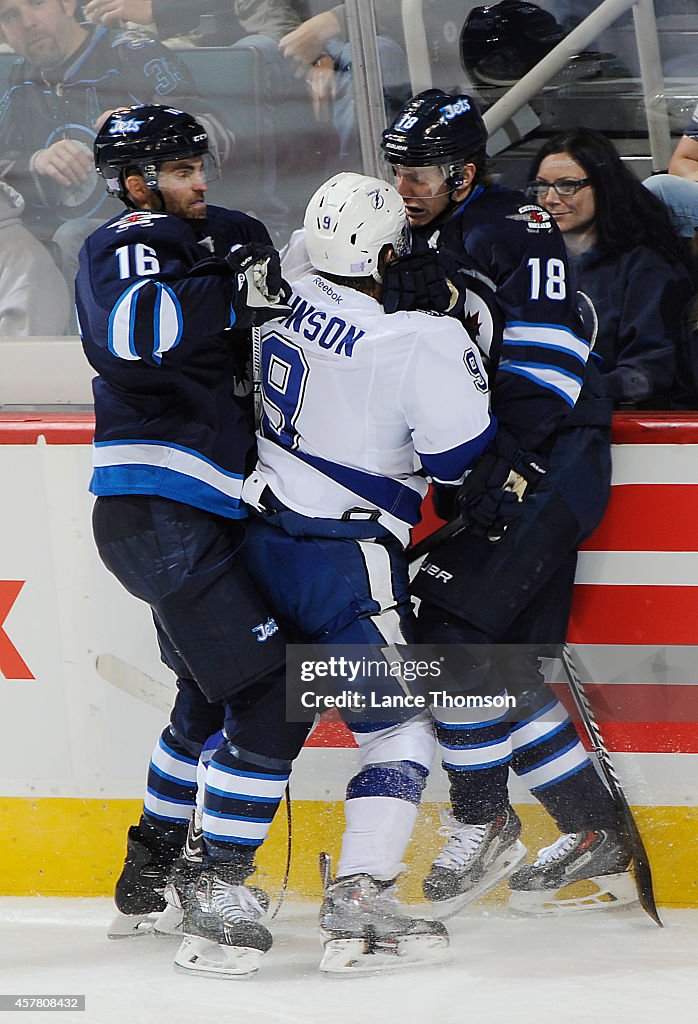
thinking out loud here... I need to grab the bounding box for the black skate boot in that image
[108,815,187,938]
[508,829,637,914]
[174,862,272,979]
[422,806,527,917]
[319,873,449,974]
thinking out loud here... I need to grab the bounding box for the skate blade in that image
[173,935,264,979]
[107,902,183,939]
[508,871,640,916]
[425,839,528,920]
[320,935,450,976]
[152,904,184,936]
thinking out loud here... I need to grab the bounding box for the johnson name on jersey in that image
[77,204,271,519]
[249,270,496,546]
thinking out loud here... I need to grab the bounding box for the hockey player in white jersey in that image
[240,172,498,973]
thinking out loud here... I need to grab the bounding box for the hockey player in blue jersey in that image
[77,104,316,978]
[380,90,635,916]
[240,171,497,971]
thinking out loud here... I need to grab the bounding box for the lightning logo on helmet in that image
[367,188,385,210]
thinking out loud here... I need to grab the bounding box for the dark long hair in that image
[529,127,690,266]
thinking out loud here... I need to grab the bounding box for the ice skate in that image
[508,829,637,915]
[107,817,186,939]
[319,873,449,975]
[422,806,527,918]
[174,864,272,979]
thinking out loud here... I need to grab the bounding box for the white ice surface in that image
[1,898,697,1024]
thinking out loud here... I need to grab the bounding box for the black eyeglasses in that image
[527,178,592,199]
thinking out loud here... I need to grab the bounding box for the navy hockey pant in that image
[413,425,619,831]
[93,495,310,871]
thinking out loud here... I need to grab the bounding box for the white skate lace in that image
[433,810,489,869]
[211,881,266,924]
[532,832,579,867]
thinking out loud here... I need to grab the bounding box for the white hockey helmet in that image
[303,171,410,281]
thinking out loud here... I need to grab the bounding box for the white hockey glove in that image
[225,243,292,325]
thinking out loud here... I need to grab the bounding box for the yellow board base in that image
[1,798,696,908]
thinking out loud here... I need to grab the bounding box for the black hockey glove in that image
[382,250,455,314]
[455,430,548,541]
[225,243,292,326]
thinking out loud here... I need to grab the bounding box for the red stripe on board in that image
[581,484,698,552]
[592,722,698,754]
[0,415,94,445]
[569,585,698,645]
[305,717,357,748]
[554,683,698,723]
[306,692,698,754]
[303,715,698,755]
[611,411,698,444]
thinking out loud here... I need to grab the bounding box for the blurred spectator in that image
[529,127,696,408]
[0,0,232,285]
[644,99,698,241]
[278,2,409,164]
[81,0,301,45]
[0,181,70,335]
[84,1,410,170]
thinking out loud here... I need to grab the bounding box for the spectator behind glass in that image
[529,128,696,408]
[0,0,233,286]
[82,0,411,172]
[0,181,70,335]
[278,2,409,165]
[644,98,698,242]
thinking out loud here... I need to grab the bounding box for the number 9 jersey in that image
[247,254,497,547]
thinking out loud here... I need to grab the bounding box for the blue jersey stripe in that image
[418,415,497,484]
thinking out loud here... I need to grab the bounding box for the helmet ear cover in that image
[304,171,411,283]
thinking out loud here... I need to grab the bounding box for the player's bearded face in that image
[156,157,209,219]
[391,164,453,228]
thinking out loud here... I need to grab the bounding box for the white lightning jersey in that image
[248,268,496,546]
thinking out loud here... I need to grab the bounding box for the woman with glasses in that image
[529,127,695,407]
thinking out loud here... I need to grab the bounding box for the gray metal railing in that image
[397,0,673,172]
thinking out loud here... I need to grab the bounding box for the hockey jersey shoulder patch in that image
[107,210,169,233]
[506,205,553,233]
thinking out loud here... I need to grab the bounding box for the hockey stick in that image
[409,517,465,563]
[560,643,662,927]
[96,654,173,713]
[252,325,262,426]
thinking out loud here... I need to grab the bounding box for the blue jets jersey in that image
[76,204,271,519]
[418,183,594,449]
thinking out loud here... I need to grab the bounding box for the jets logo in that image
[252,617,279,643]
[109,117,144,134]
